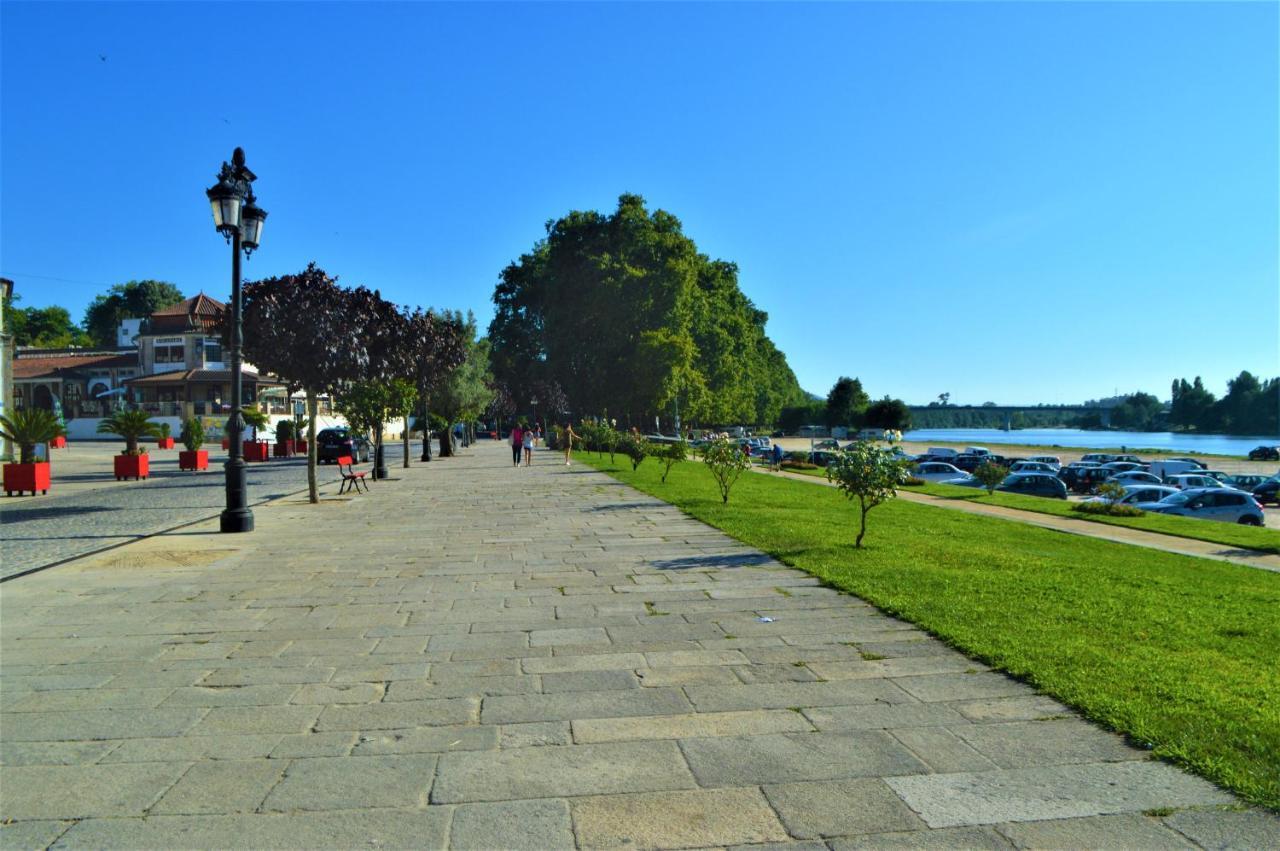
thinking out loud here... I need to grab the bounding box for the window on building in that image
[201,337,223,364]
[155,344,185,364]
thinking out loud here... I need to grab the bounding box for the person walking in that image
[522,425,534,466]
[771,442,784,471]
[509,424,523,467]
[562,422,579,466]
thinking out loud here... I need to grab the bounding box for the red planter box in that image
[273,440,296,458]
[179,449,209,471]
[157,437,175,449]
[243,441,270,462]
[295,440,308,454]
[50,436,67,449]
[4,462,51,496]
[221,437,230,450]
[114,454,149,481]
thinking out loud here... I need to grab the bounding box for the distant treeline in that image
[908,407,1079,430]
[1167,372,1278,436]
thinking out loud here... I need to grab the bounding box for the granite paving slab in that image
[0,442,1269,849]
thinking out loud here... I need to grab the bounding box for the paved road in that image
[1,442,1272,849]
[1,443,412,580]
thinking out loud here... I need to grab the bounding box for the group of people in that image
[509,422,580,467]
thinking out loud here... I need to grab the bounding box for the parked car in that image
[1080,453,1116,465]
[951,455,988,473]
[1057,463,1099,491]
[1069,466,1117,494]
[1110,454,1146,465]
[1106,470,1163,486]
[1009,461,1057,474]
[1027,455,1062,469]
[1226,474,1267,492]
[1248,445,1280,461]
[1083,484,1179,506]
[1252,477,1280,506]
[1165,473,1228,491]
[997,473,1068,499]
[1166,457,1207,470]
[1199,470,1232,484]
[913,462,972,483]
[812,439,840,451]
[1099,461,1142,474]
[1137,488,1265,526]
[316,427,372,464]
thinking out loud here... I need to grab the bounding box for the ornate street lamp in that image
[206,147,268,533]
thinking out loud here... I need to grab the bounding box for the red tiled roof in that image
[12,352,138,380]
[125,369,282,386]
[146,293,225,333]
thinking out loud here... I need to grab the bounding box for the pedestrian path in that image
[1,443,1274,849]
[760,468,1280,572]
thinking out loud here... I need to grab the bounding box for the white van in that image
[965,447,990,457]
[1149,460,1204,481]
[927,447,959,459]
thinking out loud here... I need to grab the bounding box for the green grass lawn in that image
[781,464,1280,555]
[577,450,1280,810]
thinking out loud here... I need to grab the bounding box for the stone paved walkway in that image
[1,443,1275,849]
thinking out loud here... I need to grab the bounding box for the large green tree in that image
[434,311,495,456]
[825,376,870,429]
[489,194,804,429]
[83,280,185,347]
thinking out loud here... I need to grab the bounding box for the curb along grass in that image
[575,450,1280,811]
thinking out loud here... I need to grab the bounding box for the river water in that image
[901,428,1278,458]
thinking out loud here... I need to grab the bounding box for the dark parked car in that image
[1069,466,1117,495]
[1167,456,1207,470]
[1252,477,1280,506]
[997,473,1068,499]
[1248,446,1279,461]
[316,427,371,464]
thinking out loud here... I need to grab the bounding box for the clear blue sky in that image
[2,1,1276,406]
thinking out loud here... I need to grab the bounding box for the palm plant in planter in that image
[273,418,295,457]
[97,410,161,481]
[241,407,271,461]
[157,421,175,449]
[1,409,64,496]
[293,414,311,454]
[179,417,208,471]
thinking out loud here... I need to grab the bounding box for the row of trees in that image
[2,280,186,349]
[776,377,912,433]
[237,263,479,503]
[1169,372,1279,436]
[488,194,807,430]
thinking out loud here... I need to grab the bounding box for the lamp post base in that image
[220,509,255,533]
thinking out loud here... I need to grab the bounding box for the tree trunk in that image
[856,499,868,548]
[438,419,453,457]
[402,409,410,468]
[306,390,319,504]
[420,397,432,462]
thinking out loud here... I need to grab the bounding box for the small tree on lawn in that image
[973,462,1005,495]
[702,438,750,504]
[660,440,687,483]
[1097,480,1127,505]
[827,440,905,547]
[621,432,652,471]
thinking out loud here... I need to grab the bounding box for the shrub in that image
[621,432,653,471]
[826,441,906,547]
[900,475,926,486]
[159,421,172,439]
[781,459,820,471]
[179,417,205,452]
[97,410,161,456]
[1074,501,1145,518]
[702,438,751,504]
[660,440,687,483]
[239,407,270,441]
[276,419,294,442]
[973,462,1005,495]
[1096,480,1127,504]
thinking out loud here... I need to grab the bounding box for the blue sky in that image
[2,1,1276,405]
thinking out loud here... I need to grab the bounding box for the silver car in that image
[1083,484,1179,506]
[1137,488,1265,526]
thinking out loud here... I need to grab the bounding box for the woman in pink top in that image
[509,425,523,467]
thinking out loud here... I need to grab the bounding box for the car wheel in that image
[1239,515,1263,526]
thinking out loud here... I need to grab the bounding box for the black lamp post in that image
[206,147,268,534]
